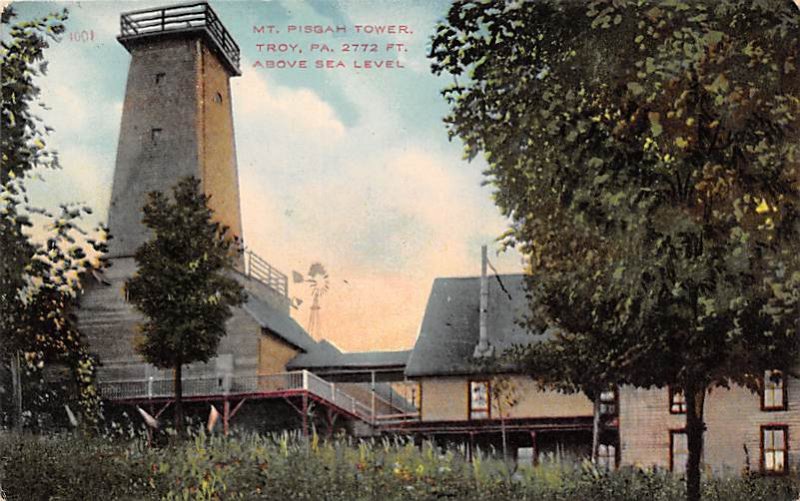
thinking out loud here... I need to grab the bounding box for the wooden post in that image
[371,370,376,421]
[223,399,230,436]
[302,393,309,439]
[530,431,538,466]
[468,432,475,463]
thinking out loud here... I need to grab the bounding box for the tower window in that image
[155,72,165,84]
[151,128,162,144]
[214,91,223,104]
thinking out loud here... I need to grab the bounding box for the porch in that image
[98,369,420,434]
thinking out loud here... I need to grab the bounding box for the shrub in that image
[1,430,797,500]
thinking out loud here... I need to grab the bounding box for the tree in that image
[489,374,518,463]
[431,2,800,500]
[125,176,246,436]
[513,327,618,467]
[1,6,106,430]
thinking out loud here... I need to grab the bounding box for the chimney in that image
[473,245,494,358]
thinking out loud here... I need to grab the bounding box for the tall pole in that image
[473,245,493,357]
[371,370,376,422]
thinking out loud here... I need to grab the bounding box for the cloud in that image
[233,70,520,350]
[12,1,523,353]
[234,69,346,141]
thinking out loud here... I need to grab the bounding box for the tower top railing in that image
[245,250,289,298]
[119,2,240,75]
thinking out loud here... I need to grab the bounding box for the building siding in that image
[258,333,301,376]
[81,258,265,382]
[420,378,467,421]
[620,379,800,476]
[420,376,593,422]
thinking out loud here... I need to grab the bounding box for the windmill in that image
[293,262,329,339]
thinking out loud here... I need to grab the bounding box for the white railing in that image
[97,370,417,425]
[245,251,288,297]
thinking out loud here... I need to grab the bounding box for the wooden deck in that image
[99,370,419,427]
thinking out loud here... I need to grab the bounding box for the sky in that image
[7,0,525,352]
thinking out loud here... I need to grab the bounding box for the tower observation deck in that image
[118,2,240,76]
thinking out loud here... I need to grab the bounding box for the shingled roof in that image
[242,292,317,352]
[404,274,547,377]
[287,340,410,370]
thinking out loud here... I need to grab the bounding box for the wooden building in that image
[399,267,618,465]
[619,373,799,476]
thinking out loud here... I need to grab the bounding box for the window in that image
[155,72,165,84]
[151,128,162,145]
[469,380,490,420]
[516,446,535,466]
[669,386,687,414]
[600,389,617,416]
[762,370,787,411]
[214,91,223,103]
[670,430,688,474]
[597,444,616,470]
[761,426,788,475]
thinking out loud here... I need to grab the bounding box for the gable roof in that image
[242,292,317,352]
[404,274,546,377]
[287,340,410,370]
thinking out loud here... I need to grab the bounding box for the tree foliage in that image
[125,176,246,434]
[1,7,107,429]
[431,1,800,499]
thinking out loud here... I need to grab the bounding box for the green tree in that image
[125,177,246,436]
[514,325,619,466]
[431,1,800,500]
[1,7,106,430]
[489,374,518,463]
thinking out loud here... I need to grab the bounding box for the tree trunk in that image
[10,351,23,432]
[173,363,184,436]
[591,393,601,465]
[684,384,706,501]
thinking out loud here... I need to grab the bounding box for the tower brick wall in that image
[108,29,242,258]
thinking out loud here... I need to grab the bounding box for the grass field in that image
[1,430,797,500]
